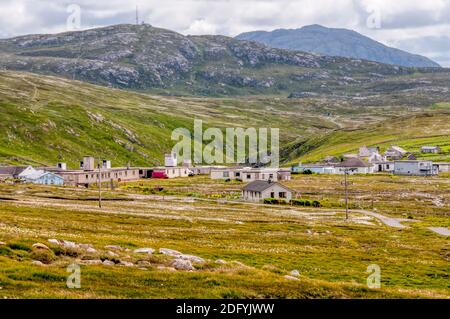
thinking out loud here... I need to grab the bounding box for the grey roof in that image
[335,158,371,168]
[0,166,26,176]
[243,180,292,193]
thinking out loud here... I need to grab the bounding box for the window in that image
[235,172,240,177]
[270,192,275,198]
[247,174,251,179]
[223,172,229,178]
[269,174,274,179]
[279,192,286,198]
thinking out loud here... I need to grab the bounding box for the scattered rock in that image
[215,259,227,264]
[133,248,155,255]
[86,247,97,254]
[306,230,313,235]
[159,248,182,257]
[61,240,77,248]
[136,260,152,267]
[171,259,194,271]
[179,254,205,263]
[78,243,94,250]
[290,270,300,277]
[81,259,103,265]
[31,260,44,266]
[284,275,299,281]
[119,261,134,267]
[102,260,115,266]
[48,239,60,245]
[105,245,123,251]
[32,243,50,251]
[107,251,119,257]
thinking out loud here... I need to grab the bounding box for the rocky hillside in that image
[0,24,442,97]
[236,25,440,68]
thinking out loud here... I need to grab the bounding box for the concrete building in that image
[164,153,178,167]
[210,167,291,182]
[293,163,335,174]
[421,146,441,154]
[394,160,438,176]
[151,167,192,179]
[242,180,294,203]
[434,162,450,173]
[56,167,140,186]
[373,161,395,173]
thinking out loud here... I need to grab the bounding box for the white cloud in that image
[0,0,448,66]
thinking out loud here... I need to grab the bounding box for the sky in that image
[0,0,448,66]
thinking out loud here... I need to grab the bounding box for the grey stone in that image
[179,254,205,263]
[32,243,50,251]
[102,260,115,266]
[290,270,300,277]
[119,261,134,267]
[171,259,194,271]
[159,248,182,257]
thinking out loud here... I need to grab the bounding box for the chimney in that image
[102,160,111,169]
[81,156,95,170]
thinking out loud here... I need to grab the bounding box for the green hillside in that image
[287,111,450,163]
[0,70,449,167]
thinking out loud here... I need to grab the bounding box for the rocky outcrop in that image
[0,23,424,96]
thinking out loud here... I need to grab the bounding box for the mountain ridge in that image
[0,23,437,97]
[236,25,440,68]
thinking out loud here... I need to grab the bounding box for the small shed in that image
[242,180,294,203]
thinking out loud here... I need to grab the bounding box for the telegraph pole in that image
[344,169,349,220]
[97,162,102,208]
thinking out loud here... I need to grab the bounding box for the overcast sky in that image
[0,0,448,66]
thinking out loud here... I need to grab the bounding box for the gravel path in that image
[428,227,450,236]
[351,209,419,228]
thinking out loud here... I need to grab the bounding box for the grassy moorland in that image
[0,174,448,299]
[286,111,450,164]
[1,70,449,167]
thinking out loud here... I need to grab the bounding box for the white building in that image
[394,160,438,176]
[210,167,291,182]
[421,146,441,154]
[164,153,178,167]
[242,180,294,203]
[334,158,374,174]
[384,146,407,160]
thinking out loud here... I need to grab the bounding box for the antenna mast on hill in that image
[136,5,139,25]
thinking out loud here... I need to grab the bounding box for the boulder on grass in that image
[32,243,51,251]
[159,248,182,257]
[171,259,194,271]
